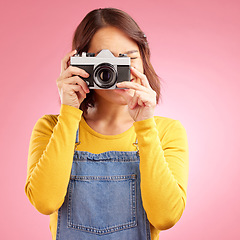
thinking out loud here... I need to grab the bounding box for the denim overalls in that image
[56,128,151,240]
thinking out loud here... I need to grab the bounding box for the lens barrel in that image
[93,63,117,88]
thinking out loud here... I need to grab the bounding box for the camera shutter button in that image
[86,53,95,57]
[119,53,127,57]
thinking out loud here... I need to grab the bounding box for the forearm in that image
[134,118,189,230]
[25,105,82,215]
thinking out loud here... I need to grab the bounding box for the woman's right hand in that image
[56,50,90,109]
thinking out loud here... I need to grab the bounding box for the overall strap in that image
[132,138,139,154]
[75,127,81,150]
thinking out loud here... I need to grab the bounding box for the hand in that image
[56,50,90,109]
[116,67,156,122]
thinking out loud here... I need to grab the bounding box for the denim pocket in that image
[67,174,137,235]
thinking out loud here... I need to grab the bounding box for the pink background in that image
[0,0,239,239]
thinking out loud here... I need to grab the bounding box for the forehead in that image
[88,26,139,54]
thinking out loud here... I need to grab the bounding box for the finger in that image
[138,98,145,107]
[116,81,148,92]
[135,91,156,107]
[114,89,133,102]
[61,66,89,79]
[63,76,89,93]
[60,50,77,74]
[71,84,87,99]
[130,67,151,88]
[129,91,139,109]
[115,88,138,109]
[76,91,83,102]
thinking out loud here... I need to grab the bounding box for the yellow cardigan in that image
[25,104,189,240]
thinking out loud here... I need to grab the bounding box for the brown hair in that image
[72,8,161,112]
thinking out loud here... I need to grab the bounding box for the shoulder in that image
[153,116,187,140]
[36,114,59,126]
[154,115,185,129]
[32,114,59,135]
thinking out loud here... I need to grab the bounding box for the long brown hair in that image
[72,8,161,112]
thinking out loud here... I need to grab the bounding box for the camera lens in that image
[94,63,117,89]
[99,69,112,82]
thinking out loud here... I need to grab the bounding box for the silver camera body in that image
[70,49,131,89]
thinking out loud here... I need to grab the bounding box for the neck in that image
[86,99,131,124]
[83,93,134,135]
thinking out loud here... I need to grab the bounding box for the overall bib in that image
[56,129,151,240]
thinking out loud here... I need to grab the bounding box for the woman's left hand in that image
[116,66,156,122]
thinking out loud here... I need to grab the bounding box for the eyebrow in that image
[95,49,138,55]
[124,50,139,54]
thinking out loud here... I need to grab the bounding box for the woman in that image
[25,8,189,240]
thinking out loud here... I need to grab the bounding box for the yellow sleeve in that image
[25,104,82,215]
[133,117,189,230]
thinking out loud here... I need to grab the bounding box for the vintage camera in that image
[70,49,131,89]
